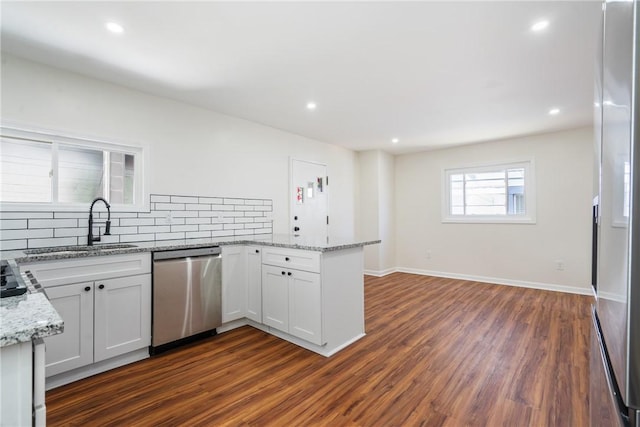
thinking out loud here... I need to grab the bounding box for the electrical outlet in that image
[555,260,565,271]
[165,212,173,224]
[426,251,432,259]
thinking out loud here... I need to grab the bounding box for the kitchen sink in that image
[24,244,138,255]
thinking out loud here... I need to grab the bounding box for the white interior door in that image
[290,159,328,239]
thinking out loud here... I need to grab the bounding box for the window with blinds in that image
[0,127,143,210]
[443,161,535,223]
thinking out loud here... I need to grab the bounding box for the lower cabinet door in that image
[288,270,323,345]
[246,246,263,323]
[94,274,151,362]
[221,246,247,322]
[44,282,94,377]
[262,265,289,332]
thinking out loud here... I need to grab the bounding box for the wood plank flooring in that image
[46,273,591,426]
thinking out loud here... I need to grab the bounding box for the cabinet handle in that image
[285,257,290,261]
[281,271,286,275]
[255,249,260,253]
[84,286,91,292]
[98,284,105,290]
[287,272,292,276]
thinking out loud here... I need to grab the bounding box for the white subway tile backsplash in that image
[139,225,170,234]
[223,224,244,230]
[28,237,77,248]
[150,195,170,203]
[235,218,254,223]
[0,212,52,219]
[186,218,211,225]
[120,218,155,226]
[156,232,185,240]
[186,204,210,211]
[54,228,86,238]
[186,231,211,239]
[223,198,244,205]
[170,211,198,218]
[212,205,235,211]
[199,197,223,204]
[120,233,154,243]
[0,228,53,240]
[0,193,271,250]
[171,196,198,204]
[171,224,198,233]
[54,212,86,219]
[155,203,185,211]
[211,230,234,237]
[200,224,223,231]
[155,217,186,226]
[1,219,28,230]
[106,212,138,218]
[110,226,138,235]
[29,219,77,229]
[1,240,27,250]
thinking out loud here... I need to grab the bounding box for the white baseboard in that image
[367,266,593,296]
[364,267,396,277]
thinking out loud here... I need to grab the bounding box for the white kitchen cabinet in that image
[262,265,289,331]
[246,246,263,323]
[94,275,151,362]
[21,253,152,386]
[262,257,323,346]
[221,246,247,322]
[43,274,151,376]
[43,282,94,376]
[288,269,322,345]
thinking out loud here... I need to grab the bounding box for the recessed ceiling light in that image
[391,138,399,144]
[531,20,549,32]
[548,108,560,115]
[306,102,317,110]
[105,22,124,34]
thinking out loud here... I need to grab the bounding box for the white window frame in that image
[442,160,536,224]
[0,125,149,212]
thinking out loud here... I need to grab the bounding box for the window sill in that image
[441,216,536,225]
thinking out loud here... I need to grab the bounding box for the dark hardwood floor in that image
[46,273,591,426]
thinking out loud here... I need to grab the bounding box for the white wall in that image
[394,127,594,293]
[357,150,395,273]
[0,54,357,238]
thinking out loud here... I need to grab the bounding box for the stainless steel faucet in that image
[87,197,111,246]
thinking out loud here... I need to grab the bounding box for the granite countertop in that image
[3,234,381,264]
[0,234,379,346]
[1,261,64,347]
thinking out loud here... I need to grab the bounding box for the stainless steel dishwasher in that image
[151,246,222,353]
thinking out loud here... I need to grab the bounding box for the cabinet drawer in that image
[261,247,320,273]
[20,253,151,288]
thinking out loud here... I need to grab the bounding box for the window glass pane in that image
[58,144,104,203]
[507,168,525,215]
[0,137,52,202]
[464,171,506,215]
[450,174,464,214]
[124,154,135,204]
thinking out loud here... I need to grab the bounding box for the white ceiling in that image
[1,1,601,154]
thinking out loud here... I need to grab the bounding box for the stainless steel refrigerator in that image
[591,0,640,426]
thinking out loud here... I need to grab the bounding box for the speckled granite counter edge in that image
[1,292,64,347]
[9,238,382,264]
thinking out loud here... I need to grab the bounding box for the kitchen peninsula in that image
[1,234,380,410]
